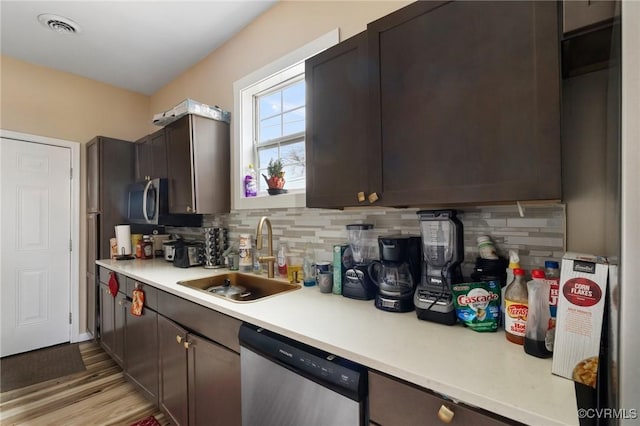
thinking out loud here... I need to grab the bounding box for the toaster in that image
[173,241,204,268]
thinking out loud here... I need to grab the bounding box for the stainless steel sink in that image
[177,272,301,303]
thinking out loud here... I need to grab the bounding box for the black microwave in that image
[127,178,168,225]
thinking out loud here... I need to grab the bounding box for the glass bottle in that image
[504,268,528,345]
[524,269,552,358]
[277,241,288,277]
[302,243,316,287]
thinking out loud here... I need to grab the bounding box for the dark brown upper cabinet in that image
[369,0,561,207]
[165,114,230,214]
[306,31,370,208]
[305,1,561,208]
[135,128,167,181]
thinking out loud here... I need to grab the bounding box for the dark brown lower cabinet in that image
[124,298,159,405]
[369,371,518,426]
[187,333,241,426]
[158,314,241,426]
[159,315,189,426]
[98,280,126,367]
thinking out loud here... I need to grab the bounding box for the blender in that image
[343,224,377,300]
[413,209,464,325]
[369,235,422,312]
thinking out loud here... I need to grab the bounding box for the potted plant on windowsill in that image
[262,159,287,195]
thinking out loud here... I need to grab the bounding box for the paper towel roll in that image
[115,225,132,256]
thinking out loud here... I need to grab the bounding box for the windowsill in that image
[232,191,306,210]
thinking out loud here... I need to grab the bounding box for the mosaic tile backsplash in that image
[168,203,566,276]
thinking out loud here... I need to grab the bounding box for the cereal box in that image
[552,253,608,388]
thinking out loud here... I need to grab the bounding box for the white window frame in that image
[232,29,339,210]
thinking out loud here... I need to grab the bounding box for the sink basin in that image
[177,272,301,303]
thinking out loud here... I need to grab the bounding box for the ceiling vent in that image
[37,14,82,35]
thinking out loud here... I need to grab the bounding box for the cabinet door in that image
[135,135,153,181]
[98,282,115,356]
[191,116,230,214]
[124,282,159,405]
[187,333,241,426]
[166,115,195,214]
[113,291,127,366]
[87,272,96,337]
[149,128,168,179]
[563,0,617,34]
[86,139,100,212]
[158,314,189,426]
[305,31,371,208]
[369,371,513,426]
[136,129,168,181]
[368,1,561,206]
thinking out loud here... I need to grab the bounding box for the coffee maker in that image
[414,210,464,325]
[370,235,422,312]
[343,224,377,300]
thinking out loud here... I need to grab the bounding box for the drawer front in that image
[125,277,159,311]
[98,267,126,295]
[158,291,241,353]
[369,371,517,426]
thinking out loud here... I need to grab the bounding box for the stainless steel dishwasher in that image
[239,323,368,426]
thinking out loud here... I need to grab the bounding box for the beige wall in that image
[150,1,410,114]
[0,55,152,143]
[0,1,411,336]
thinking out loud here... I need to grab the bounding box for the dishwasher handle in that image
[239,323,367,402]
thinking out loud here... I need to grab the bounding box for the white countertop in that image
[96,258,578,426]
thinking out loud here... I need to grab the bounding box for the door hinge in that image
[69,312,72,324]
[70,167,73,179]
[69,239,72,252]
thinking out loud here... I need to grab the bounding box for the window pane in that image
[259,91,281,120]
[283,81,305,111]
[257,146,279,172]
[283,107,305,136]
[280,141,305,165]
[283,163,305,190]
[259,116,281,142]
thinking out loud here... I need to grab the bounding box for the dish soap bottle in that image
[524,269,552,358]
[504,268,528,345]
[244,164,257,197]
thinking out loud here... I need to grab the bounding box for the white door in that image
[0,138,71,357]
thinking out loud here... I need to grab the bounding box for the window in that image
[255,78,306,192]
[232,29,339,210]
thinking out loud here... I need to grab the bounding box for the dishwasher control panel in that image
[239,323,367,401]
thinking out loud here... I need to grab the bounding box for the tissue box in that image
[153,99,231,126]
[552,252,608,388]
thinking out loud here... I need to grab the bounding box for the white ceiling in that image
[0,1,277,95]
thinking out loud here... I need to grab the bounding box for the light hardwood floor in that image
[0,341,171,426]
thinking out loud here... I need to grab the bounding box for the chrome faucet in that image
[255,216,277,278]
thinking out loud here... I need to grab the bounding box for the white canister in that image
[115,225,132,256]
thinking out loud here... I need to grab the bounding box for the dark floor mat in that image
[0,343,86,392]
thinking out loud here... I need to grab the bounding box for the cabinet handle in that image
[183,341,191,349]
[186,206,192,213]
[176,335,183,344]
[437,405,455,424]
[368,192,379,204]
[357,192,366,202]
